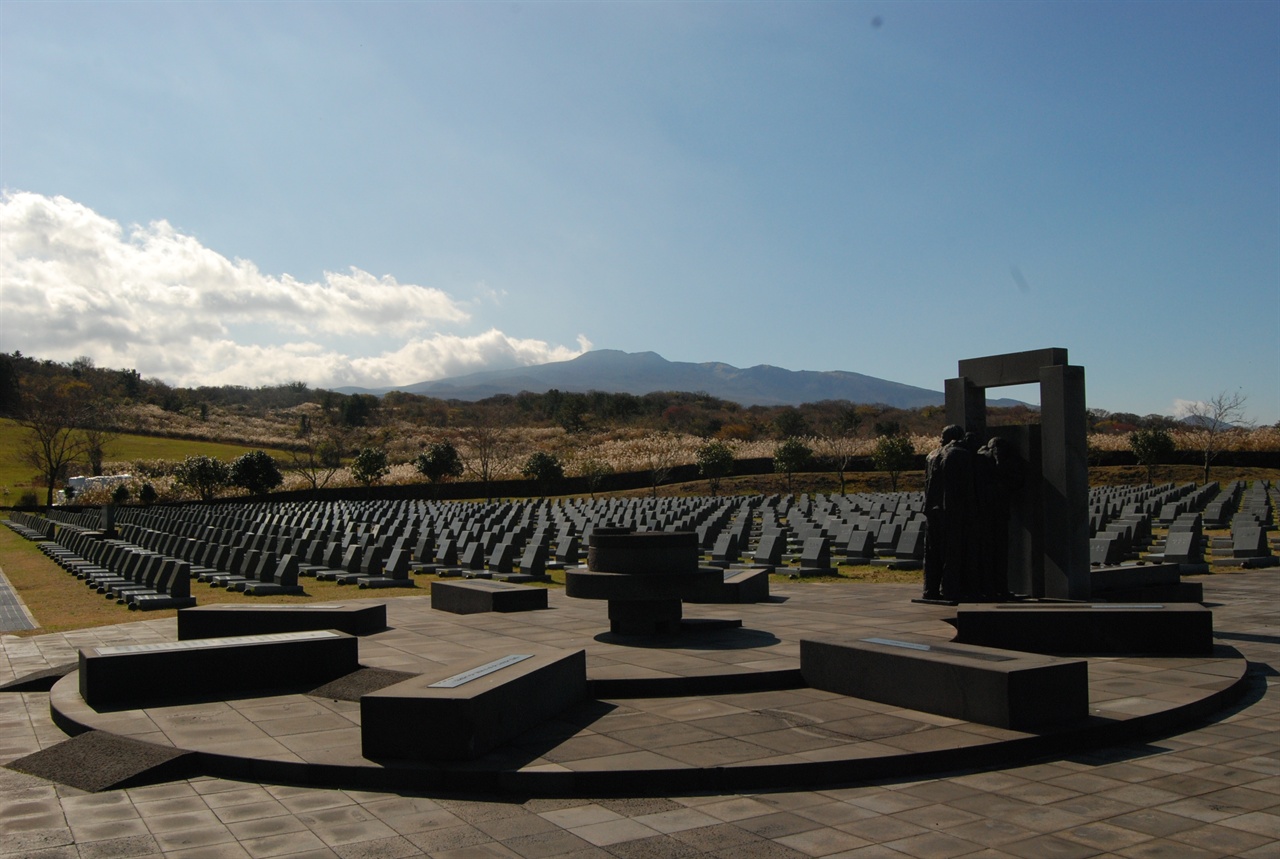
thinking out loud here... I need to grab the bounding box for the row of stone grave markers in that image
[1207,481,1277,567]
[7,481,1272,611]
[9,515,198,610]
[91,492,934,584]
[1085,480,1277,570]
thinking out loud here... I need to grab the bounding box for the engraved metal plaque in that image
[859,637,1013,662]
[93,630,340,655]
[429,654,533,688]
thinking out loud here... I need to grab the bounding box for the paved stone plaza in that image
[1,571,1276,859]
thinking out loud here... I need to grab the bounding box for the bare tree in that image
[289,424,347,492]
[640,431,682,498]
[1182,390,1249,482]
[575,457,613,499]
[80,400,120,476]
[459,418,514,501]
[14,377,93,507]
[816,405,862,494]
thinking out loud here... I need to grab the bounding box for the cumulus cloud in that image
[1172,399,1206,419]
[0,192,591,388]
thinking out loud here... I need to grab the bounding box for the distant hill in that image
[338,350,1027,409]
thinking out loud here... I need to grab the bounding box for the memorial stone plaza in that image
[1,350,1277,859]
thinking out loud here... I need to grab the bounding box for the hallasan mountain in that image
[339,350,1025,409]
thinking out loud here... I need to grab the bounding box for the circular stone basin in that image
[587,530,699,575]
[568,531,725,634]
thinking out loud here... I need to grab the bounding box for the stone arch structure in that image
[945,348,1090,599]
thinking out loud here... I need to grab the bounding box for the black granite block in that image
[176,603,387,639]
[361,648,586,761]
[801,636,1087,730]
[953,603,1214,655]
[431,579,548,613]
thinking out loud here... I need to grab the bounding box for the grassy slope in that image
[0,418,294,497]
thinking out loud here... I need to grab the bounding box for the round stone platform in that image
[46,583,1248,796]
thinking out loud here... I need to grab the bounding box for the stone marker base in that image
[361,649,586,761]
[1210,556,1278,569]
[802,636,1088,730]
[870,559,923,570]
[357,576,416,589]
[494,572,550,584]
[953,603,1215,655]
[431,579,548,614]
[177,604,387,639]
[788,566,837,578]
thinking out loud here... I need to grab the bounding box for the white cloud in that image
[0,192,590,389]
[1172,399,1206,419]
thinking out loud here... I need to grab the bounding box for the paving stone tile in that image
[594,797,685,817]
[0,828,75,857]
[1215,809,1280,838]
[668,823,767,852]
[151,824,240,853]
[402,822,497,854]
[76,833,162,859]
[629,807,723,835]
[690,796,780,823]
[1165,821,1274,854]
[538,804,623,830]
[880,830,984,859]
[773,826,871,857]
[1055,820,1153,852]
[1106,808,1204,837]
[329,835,422,859]
[890,803,983,831]
[731,811,823,840]
[937,818,1037,848]
[496,828,597,858]
[1112,838,1218,858]
[601,834,705,858]
[161,843,252,858]
[564,817,661,847]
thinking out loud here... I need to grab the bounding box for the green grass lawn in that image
[0,418,293,499]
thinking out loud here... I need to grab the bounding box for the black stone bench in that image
[177,603,387,639]
[952,603,1214,655]
[801,636,1088,730]
[361,649,586,761]
[79,630,360,708]
[430,579,548,614]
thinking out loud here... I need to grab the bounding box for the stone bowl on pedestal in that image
[565,531,734,635]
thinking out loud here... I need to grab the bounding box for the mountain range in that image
[338,350,1027,409]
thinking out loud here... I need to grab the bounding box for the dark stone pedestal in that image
[802,636,1088,730]
[80,630,360,708]
[609,598,682,635]
[566,531,739,636]
[177,604,387,639]
[361,649,585,762]
[431,580,548,614]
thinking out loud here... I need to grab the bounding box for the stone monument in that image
[945,348,1090,600]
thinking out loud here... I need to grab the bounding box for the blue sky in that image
[2,1,1277,423]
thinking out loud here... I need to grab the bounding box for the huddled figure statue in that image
[923,425,1022,601]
